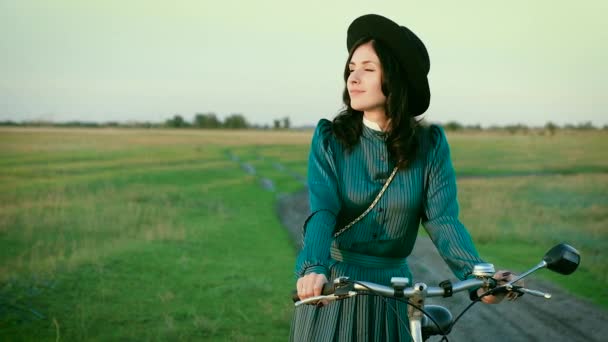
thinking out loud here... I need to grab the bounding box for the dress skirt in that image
[289,258,414,342]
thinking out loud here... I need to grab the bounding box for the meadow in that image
[0,127,606,341]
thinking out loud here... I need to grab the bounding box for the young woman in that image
[290,14,519,341]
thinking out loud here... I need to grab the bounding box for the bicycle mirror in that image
[542,243,580,275]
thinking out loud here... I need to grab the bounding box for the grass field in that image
[0,127,606,340]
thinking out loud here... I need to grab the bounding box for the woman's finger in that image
[313,275,327,297]
[298,275,313,299]
[505,291,520,301]
[304,276,315,299]
[296,278,304,299]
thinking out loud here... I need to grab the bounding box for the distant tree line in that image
[439,120,606,135]
[165,112,291,129]
[1,116,606,133]
[165,113,269,129]
[0,113,294,130]
[164,112,244,129]
[165,112,292,129]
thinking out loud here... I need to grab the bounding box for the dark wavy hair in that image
[332,37,420,170]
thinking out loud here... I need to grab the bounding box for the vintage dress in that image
[289,119,485,341]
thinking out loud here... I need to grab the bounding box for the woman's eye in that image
[365,69,374,72]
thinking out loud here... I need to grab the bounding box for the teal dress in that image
[290,119,484,341]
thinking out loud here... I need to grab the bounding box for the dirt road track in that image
[278,190,607,342]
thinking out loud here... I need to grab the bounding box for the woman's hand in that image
[296,272,329,305]
[478,270,524,304]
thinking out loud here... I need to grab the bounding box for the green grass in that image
[448,131,608,175]
[0,128,303,341]
[457,174,607,307]
[0,127,607,341]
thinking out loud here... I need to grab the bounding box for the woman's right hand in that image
[296,272,328,301]
[477,270,523,304]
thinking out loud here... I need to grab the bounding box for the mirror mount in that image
[504,260,547,288]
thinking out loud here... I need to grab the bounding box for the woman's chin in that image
[350,101,384,113]
[350,102,365,111]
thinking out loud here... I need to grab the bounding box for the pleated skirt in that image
[289,261,414,342]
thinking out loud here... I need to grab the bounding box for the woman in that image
[291,14,518,341]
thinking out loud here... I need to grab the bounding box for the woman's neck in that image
[363,111,390,132]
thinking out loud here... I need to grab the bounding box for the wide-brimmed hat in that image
[347,14,430,116]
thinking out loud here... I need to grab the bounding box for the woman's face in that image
[347,41,386,113]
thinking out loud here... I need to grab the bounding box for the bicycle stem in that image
[407,283,428,342]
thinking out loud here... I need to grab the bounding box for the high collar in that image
[362,117,388,141]
[363,116,384,131]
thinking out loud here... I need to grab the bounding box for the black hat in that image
[347,14,431,116]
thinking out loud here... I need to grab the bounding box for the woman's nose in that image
[349,71,360,84]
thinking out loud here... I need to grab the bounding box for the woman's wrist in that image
[302,265,329,278]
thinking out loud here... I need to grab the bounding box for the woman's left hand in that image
[478,269,524,304]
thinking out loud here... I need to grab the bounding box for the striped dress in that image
[290,119,484,341]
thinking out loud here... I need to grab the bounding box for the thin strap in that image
[333,165,399,238]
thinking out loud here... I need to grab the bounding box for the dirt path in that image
[278,190,607,342]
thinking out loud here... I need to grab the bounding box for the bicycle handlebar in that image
[290,244,579,342]
[292,278,490,306]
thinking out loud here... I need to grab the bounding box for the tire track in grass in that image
[225,149,306,195]
[226,150,275,192]
[272,161,307,185]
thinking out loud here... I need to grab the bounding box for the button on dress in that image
[290,119,485,341]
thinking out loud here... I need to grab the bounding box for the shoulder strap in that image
[333,165,399,238]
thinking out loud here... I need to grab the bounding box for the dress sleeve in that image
[421,125,485,280]
[294,119,342,278]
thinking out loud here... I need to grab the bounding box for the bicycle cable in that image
[450,298,480,329]
[351,281,414,341]
[392,298,450,341]
[451,285,507,329]
[352,280,450,342]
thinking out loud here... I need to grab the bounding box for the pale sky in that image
[1,0,607,127]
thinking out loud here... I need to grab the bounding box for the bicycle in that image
[292,243,580,342]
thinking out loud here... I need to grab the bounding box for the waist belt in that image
[330,246,408,269]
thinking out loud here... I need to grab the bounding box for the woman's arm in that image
[294,119,342,279]
[421,125,521,304]
[421,125,484,280]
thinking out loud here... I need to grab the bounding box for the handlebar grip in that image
[291,282,335,302]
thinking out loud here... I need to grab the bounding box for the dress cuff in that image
[302,265,329,278]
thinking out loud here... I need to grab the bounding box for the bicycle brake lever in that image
[294,292,357,307]
[294,294,333,307]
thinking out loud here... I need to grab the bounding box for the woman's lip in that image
[350,90,365,95]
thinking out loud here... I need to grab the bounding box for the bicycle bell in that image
[472,263,496,277]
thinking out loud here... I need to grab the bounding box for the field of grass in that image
[0,127,606,340]
[0,128,310,341]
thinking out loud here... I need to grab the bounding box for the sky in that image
[1,0,607,127]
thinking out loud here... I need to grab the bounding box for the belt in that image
[330,246,409,269]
